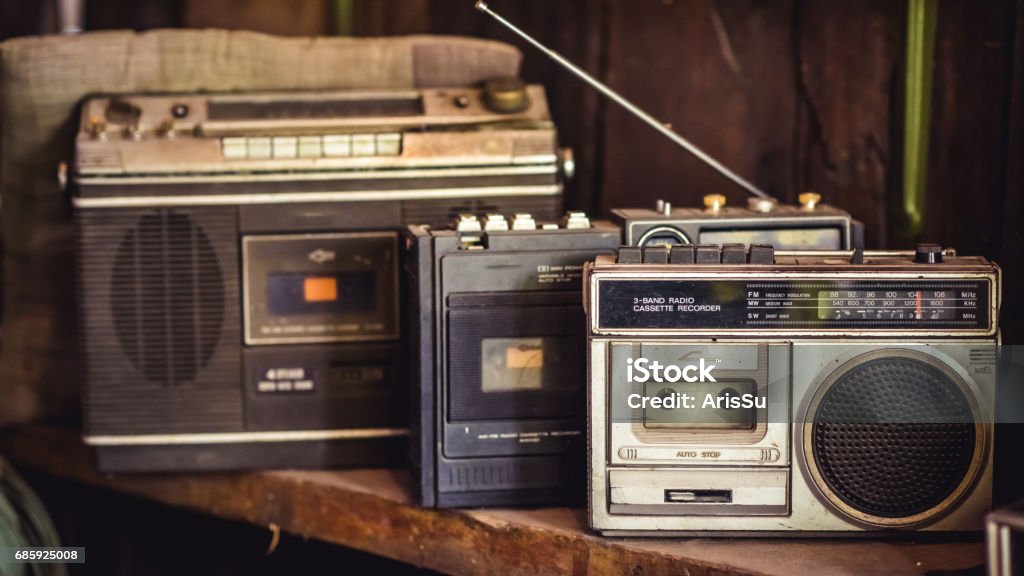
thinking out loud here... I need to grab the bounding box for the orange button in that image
[303,277,338,302]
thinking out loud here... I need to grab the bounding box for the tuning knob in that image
[483,77,530,114]
[799,192,822,210]
[703,194,726,212]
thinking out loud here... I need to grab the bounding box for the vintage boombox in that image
[585,244,1000,535]
[406,212,620,507]
[614,195,863,250]
[72,82,568,471]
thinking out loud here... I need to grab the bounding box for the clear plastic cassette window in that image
[643,380,757,430]
[481,337,577,393]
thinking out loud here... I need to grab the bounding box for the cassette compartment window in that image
[447,295,585,422]
[243,232,398,345]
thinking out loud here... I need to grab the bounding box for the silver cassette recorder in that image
[585,244,1000,535]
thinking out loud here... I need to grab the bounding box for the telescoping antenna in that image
[475,0,772,200]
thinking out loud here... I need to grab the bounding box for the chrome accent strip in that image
[84,428,409,446]
[73,185,562,209]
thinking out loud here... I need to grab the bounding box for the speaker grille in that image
[811,356,976,520]
[111,211,225,386]
[77,206,242,435]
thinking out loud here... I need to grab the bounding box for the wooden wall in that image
[355,0,1023,340]
[2,0,1021,338]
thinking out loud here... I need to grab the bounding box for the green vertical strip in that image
[902,0,938,237]
[335,0,356,36]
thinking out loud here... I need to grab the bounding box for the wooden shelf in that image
[0,426,986,576]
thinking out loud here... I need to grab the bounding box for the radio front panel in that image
[592,275,997,337]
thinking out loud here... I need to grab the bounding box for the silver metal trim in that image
[626,215,854,248]
[73,185,562,209]
[75,165,559,186]
[242,232,401,346]
[84,428,409,446]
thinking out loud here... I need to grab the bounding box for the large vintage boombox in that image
[586,244,1000,534]
[72,81,569,471]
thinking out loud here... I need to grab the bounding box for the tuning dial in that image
[483,77,529,114]
[703,194,726,212]
[748,197,777,213]
[799,192,822,210]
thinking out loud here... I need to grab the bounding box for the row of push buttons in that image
[617,244,776,265]
[222,133,402,160]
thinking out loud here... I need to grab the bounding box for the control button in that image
[561,211,591,229]
[298,136,323,157]
[799,192,822,210]
[125,123,144,141]
[511,213,537,230]
[222,137,248,159]
[376,133,402,155]
[158,119,176,139]
[722,244,747,264]
[257,381,276,393]
[483,77,530,114]
[643,246,670,264]
[695,244,722,264]
[914,243,944,264]
[541,223,559,230]
[272,136,298,158]
[560,148,576,181]
[748,197,777,213]
[171,103,190,119]
[247,137,272,159]
[455,214,482,232]
[352,134,376,156]
[323,134,352,156]
[748,244,775,265]
[294,380,314,391]
[703,194,726,212]
[670,245,695,264]
[453,95,471,108]
[87,117,107,141]
[483,213,509,231]
[617,246,643,264]
[655,199,673,216]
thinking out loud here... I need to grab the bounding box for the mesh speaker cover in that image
[811,355,976,521]
[111,211,225,386]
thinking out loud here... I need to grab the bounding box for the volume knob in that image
[483,77,529,114]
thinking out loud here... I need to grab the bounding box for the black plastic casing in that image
[405,221,621,507]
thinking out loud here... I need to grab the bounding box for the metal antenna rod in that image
[475,0,771,200]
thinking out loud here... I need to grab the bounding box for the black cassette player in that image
[405,212,621,507]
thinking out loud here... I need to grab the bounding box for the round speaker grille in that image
[111,211,225,386]
[810,355,977,522]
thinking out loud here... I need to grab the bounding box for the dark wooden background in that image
[2,0,1022,339]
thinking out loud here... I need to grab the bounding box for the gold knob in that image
[703,194,727,212]
[799,192,822,210]
[483,77,529,114]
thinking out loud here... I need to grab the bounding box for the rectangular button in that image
[376,133,402,155]
[222,137,248,159]
[272,136,298,158]
[323,135,351,156]
[298,136,323,157]
[351,134,376,156]
[247,137,272,159]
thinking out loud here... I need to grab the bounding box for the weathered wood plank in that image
[0,427,987,576]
